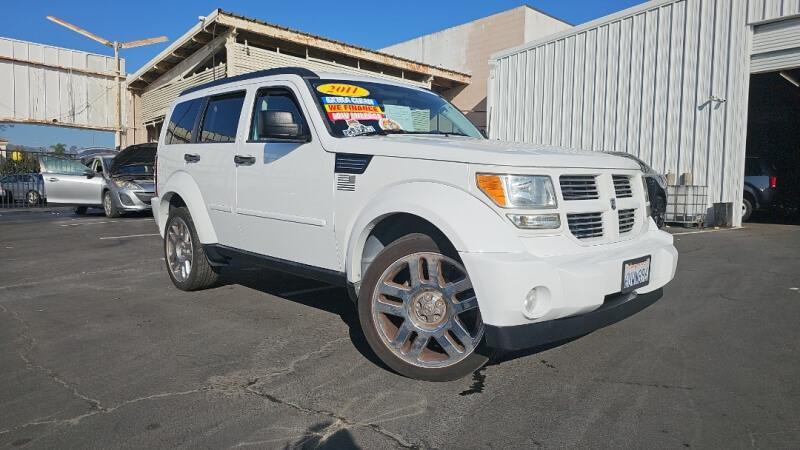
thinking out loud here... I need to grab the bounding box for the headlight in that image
[641,176,652,217]
[476,174,557,209]
[113,179,142,190]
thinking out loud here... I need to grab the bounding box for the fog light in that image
[507,213,560,230]
[523,286,550,319]
[119,193,135,206]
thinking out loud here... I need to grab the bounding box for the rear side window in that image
[166,99,203,145]
[199,92,246,143]
[39,156,89,175]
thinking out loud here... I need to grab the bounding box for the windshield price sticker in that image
[322,96,377,106]
[316,83,370,97]
[324,104,383,114]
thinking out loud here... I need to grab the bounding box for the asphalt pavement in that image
[0,209,798,449]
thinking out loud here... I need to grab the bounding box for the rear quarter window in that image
[165,99,203,145]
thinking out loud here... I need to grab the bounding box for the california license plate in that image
[621,256,651,293]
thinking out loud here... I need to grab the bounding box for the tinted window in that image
[166,99,203,145]
[199,93,246,143]
[250,89,308,141]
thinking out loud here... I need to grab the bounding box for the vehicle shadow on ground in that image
[216,265,568,378]
[216,266,392,373]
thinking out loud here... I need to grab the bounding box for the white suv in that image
[152,67,678,381]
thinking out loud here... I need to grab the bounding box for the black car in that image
[742,156,778,222]
[607,152,668,228]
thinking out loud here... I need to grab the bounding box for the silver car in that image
[40,144,156,217]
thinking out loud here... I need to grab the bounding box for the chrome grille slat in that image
[560,175,599,200]
[613,175,633,198]
[567,212,603,239]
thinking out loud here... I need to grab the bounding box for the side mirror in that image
[257,110,310,142]
[83,169,95,179]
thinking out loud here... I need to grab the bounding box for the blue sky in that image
[2,0,644,148]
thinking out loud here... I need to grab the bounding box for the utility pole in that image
[46,16,167,148]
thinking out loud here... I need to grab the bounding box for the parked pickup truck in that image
[152,67,678,381]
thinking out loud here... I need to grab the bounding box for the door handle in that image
[48,177,59,182]
[184,153,201,163]
[234,155,256,165]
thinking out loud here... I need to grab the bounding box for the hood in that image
[109,143,156,176]
[327,136,640,170]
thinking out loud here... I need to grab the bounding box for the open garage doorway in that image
[744,68,800,224]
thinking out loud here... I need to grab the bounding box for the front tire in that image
[103,191,121,218]
[164,206,219,291]
[358,233,488,381]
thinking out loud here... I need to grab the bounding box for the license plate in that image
[621,256,651,293]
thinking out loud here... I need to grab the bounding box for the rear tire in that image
[164,206,219,291]
[742,197,754,222]
[103,191,121,218]
[25,190,41,206]
[358,233,489,381]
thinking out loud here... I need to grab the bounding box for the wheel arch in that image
[157,171,218,244]
[743,186,758,209]
[344,182,523,290]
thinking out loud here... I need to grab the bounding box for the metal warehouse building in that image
[488,0,800,226]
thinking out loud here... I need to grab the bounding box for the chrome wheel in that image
[371,252,483,369]
[166,217,193,282]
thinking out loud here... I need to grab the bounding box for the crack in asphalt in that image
[241,386,420,449]
[0,303,106,412]
[593,377,695,391]
[0,317,419,449]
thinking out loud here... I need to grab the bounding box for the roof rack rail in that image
[180,67,319,96]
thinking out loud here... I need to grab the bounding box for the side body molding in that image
[156,170,219,244]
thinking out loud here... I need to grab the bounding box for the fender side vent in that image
[335,153,372,174]
[337,174,356,191]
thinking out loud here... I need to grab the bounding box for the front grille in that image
[618,209,636,233]
[567,212,604,239]
[560,175,599,200]
[613,175,633,198]
[135,192,155,203]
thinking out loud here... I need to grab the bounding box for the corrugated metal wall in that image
[489,0,799,226]
[751,16,800,72]
[0,37,124,131]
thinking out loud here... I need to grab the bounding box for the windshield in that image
[309,79,483,138]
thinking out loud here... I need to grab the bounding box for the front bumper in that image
[460,224,677,330]
[484,289,663,351]
[115,189,154,211]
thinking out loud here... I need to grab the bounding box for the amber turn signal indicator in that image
[476,174,507,207]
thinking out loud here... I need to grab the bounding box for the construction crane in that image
[46,15,167,147]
